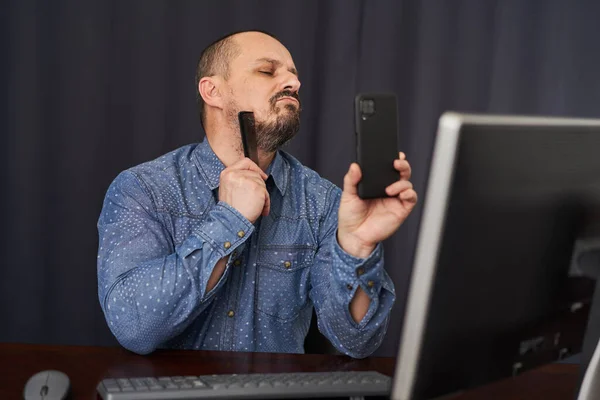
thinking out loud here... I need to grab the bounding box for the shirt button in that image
[224,241,231,249]
[234,259,241,266]
[346,284,353,290]
[367,280,375,288]
[283,261,292,269]
[237,230,245,238]
[357,267,365,276]
[227,310,235,317]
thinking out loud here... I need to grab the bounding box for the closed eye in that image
[259,71,274,76]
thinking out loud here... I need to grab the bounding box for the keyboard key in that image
[192,379,207,388]
[102,379,120,392]
[143,377,163,391]
[117,378,133,390]
[130,378,148,391]
[211,383,227,389]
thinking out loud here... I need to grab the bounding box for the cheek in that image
[231,81,274,116]
[252,96,276,119]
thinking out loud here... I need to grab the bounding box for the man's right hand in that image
[218,158,270,223]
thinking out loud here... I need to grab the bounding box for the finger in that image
[262,188,271,217]
[221,162,267,183]
[234,170,267,180]
[393,159,412,180]
[248,176,268,190]
[399,152,406,160]
[247,176,268,193]
[223,176,267,198]
[385,180,413,197]
[343,163,362,196]
[230,157,268,180]
[226,170,268,186]
[400,189,418,205]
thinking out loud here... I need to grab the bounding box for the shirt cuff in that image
[192,201,254,258]
[332,234,384,297]
[184,202,254,300]
[331,233,386,328]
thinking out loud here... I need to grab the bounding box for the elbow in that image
[103,311,159,355]
[101,286,162,355]
[340,345,375,360]
[121,342,156,356]
[326,323,386,359]
[116,333,157,355]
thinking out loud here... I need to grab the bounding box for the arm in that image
[309,186,396,359]
[310,153,418,358]
[97,171,253,354]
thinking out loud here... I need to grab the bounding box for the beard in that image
[230,90,301,154]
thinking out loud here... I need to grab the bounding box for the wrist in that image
[336,230,376,259]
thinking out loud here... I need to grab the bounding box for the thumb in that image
[343,163,362,196]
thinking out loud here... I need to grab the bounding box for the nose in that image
[280,70,301,93]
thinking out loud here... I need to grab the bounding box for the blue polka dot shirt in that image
[97,139,396,358]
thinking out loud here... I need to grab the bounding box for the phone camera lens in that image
[360,99,375,120]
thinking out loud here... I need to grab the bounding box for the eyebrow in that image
[255,57,299,77]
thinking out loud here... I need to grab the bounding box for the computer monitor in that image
[579,337,600,400]
[391,113,600,400]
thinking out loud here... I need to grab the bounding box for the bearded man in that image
[97,30,417,358]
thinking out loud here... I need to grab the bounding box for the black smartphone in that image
[238,111,259,165]
[354,93,400,199]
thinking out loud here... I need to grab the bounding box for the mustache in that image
[270,90,301,107]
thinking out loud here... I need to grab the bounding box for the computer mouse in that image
[23,370,71,400]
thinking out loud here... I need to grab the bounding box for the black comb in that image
[238,111,259,165]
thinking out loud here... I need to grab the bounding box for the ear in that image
[199,76,224,110]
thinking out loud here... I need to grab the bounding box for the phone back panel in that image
[355,93,400,199]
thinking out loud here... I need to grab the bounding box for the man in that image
[97,30,417,358]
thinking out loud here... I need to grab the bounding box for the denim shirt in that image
[97,139,396,358]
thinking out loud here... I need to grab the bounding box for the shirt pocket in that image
[256,245,315,322]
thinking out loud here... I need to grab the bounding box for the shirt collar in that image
[266,148,289,196]
[193,138,289,196]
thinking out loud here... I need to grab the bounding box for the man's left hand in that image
[337,152,418,258]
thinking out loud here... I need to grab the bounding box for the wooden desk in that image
[0,343,581,399]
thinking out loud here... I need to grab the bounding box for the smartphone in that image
[238,111,259,165]
[354,93,400,199]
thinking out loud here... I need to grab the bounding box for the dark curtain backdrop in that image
[2,0,600,357]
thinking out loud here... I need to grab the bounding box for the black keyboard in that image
[97,370,391,399]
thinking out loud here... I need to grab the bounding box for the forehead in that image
[230,32,295,69]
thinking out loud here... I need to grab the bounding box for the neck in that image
[205,122,276,171]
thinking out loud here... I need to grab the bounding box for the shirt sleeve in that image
[308,185,396,358]
[97,171,253,354]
